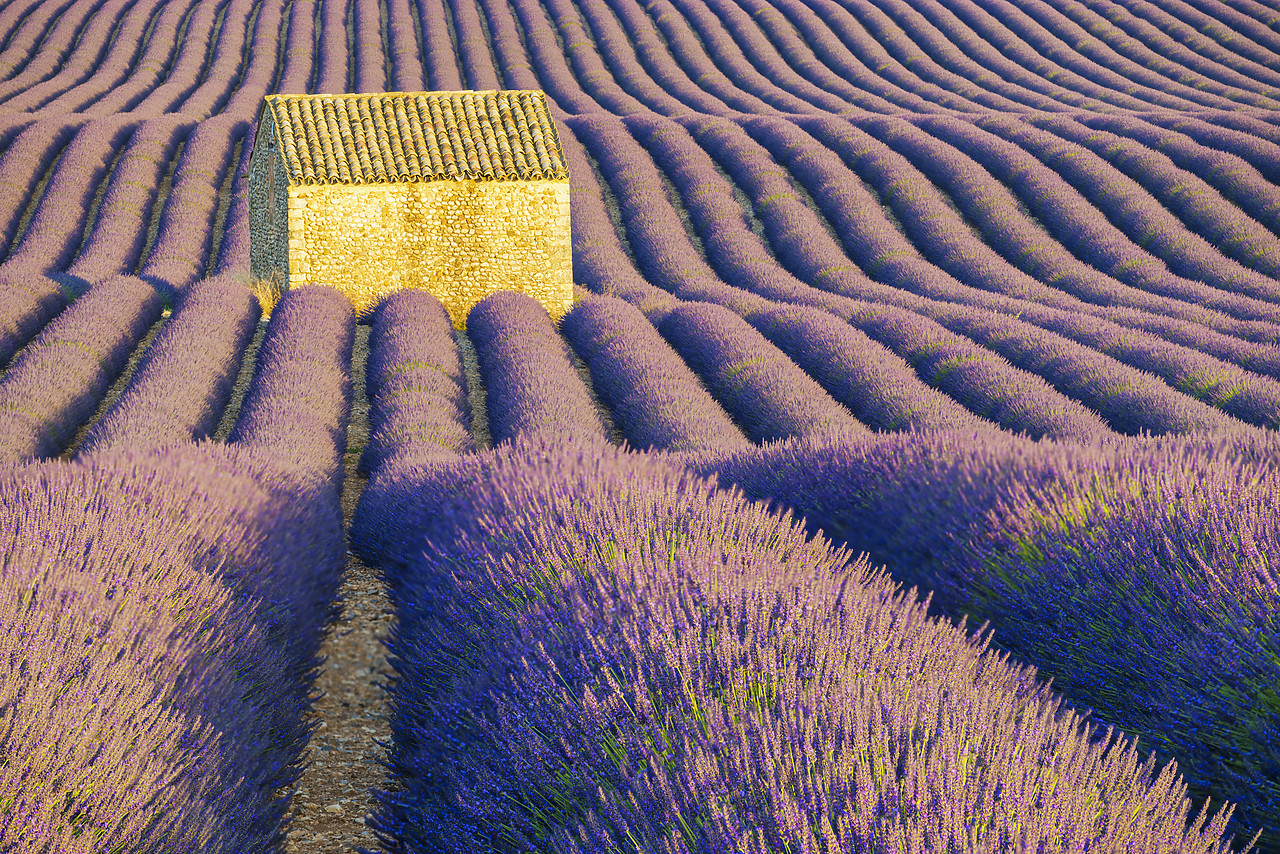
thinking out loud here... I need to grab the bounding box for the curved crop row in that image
[0,266,69,367]
[660,300,871,441]
[141,115,246,292]
[0,274,163,464]
[76,273,260,455]
[856,115,1280,367]
[562,292,749,450]
[748,302,998,433]
[693,429,1280,853]
[581,112,1112,440]
[363,434,1249,854]
[466,289,608,445]
[670,114,1256,434]
[361,287,475,476]
[226,284,354,488]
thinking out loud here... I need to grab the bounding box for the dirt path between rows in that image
[284,325,395,854]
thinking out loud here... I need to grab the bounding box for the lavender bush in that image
[562,292,749,451]
[691,430,1278,853]
[0,440,345,853]
[362,288,475,475]
[365,434,1251,854]
[466,290,607,445]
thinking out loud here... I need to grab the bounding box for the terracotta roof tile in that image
[261,90,568,184]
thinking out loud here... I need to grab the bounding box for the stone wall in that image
[248,122,290,288]
[283,179,572,327]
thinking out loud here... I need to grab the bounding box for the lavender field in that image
[1,0,1279,850]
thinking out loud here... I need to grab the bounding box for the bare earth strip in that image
[284,324,396,854]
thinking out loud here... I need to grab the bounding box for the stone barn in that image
[247,90,572,327]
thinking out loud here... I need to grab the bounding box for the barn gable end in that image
[247,90,572,328]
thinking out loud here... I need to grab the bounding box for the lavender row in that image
[69,0,201,115]
[210,121,256,277]
[756,0,1032,112]
[578,0,742,114]
[1073,0,1280,92]
[361,434,1248,854]
[555,119,682,323]
[4,117,136,274]
[748,302,997,433]
[959,0,1221,110]
[580,112,1112,440]
[767,0,985,113]
[836,0,1123,112]
[0,275,163,465]
[129,0,257,118]
[140,116,247,293]
[929,0,1199,111]
[446,0,502,90]
[689,429,1280,853]
[171,0,267,119]
[1145,112,1280,187]
[466,290,607,446]
[1,0,163,114]
[552,0,698,115]
[413,0,462,90]
[561,293,749,450]
[681,114,1276,431]
[498,0,604,112]
[862,115,1280,363]
[76,274,261,456]
[64,116,193,288]
[0,0,68,80]
[804,113,1280,349]
[969,114,1280,308]
[125,0,230,115]
[216,0,289,120]
[384,0,425,92]
[361,288,475,476]
[226,285,354,489]
[1080,113,1280,242]
[471,0,545,92]
[0,266,68,368]
[660,300,870,441]
[273,0,321,95]
[0,118,79,255]
[1018,0,1280,107]
[0,0,110,103]
[353,0,387,94]
[1031,114,1280,281]
[0,441,345,852]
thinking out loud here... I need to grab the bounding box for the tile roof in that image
[260,90,568,184]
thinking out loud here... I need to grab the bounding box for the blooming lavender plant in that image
[0,439,345,853]
[365,434,1252,854]
[0,274,163,463]
[694,429,1279,853]
[562,292,749,451]
[466,290,608,445]
[361,288,475,476]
